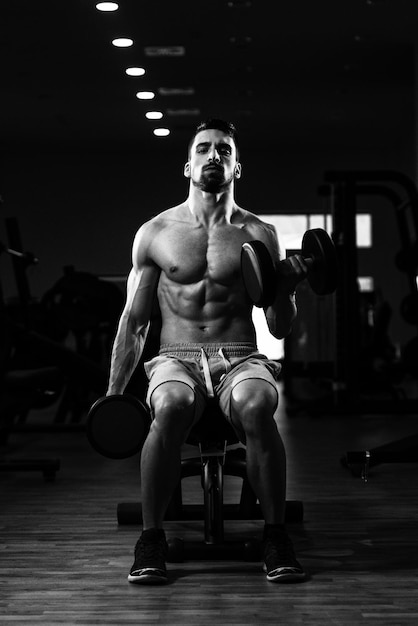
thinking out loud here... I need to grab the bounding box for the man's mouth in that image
[203,164,223,172]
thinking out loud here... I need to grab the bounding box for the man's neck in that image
[187,185,235,226]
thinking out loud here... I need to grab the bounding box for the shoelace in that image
[136,538,167,568]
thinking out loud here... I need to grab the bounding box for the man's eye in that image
[219,147,231,155]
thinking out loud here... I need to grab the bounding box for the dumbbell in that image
[86,394,150,459]
[241,228,338,308]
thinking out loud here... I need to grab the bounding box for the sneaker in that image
[263,530,307,583]
[128,529,169,585]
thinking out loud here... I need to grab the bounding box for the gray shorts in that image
[144,342,281,424]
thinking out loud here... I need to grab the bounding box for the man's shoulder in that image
[235,206,277,237]
[136,204,185,234]
[143,203,188,230]
[132,204,188,259]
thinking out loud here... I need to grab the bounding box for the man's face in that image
[184,128,241,193]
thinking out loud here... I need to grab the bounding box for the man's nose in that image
[208,148,221,163]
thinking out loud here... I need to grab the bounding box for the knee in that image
[231,381,278,438]
[231,381,278,416]
[152,383,195,414]
[151,383,196,435]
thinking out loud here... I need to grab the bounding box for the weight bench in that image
[88,394,304,562]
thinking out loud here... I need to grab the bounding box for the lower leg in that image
[140,425,183,530]
[245,430,287,524]
[140,384,196,530]
[231,381,286,525]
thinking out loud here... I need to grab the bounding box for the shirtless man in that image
[107,118,308,585]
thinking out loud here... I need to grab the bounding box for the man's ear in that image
[234,162,242,179]
[184,161,191,178]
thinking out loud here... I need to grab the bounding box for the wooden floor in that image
[1,385,418,625]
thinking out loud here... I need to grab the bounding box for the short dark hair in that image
[188,118,239,159]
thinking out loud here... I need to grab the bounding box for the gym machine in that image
[320,170,418,477]
[0,232,60,481]
[286,170,417,416]
[1,215,117,479]
[2,217,114,427]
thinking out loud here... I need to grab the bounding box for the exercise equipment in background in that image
[324,170,417,413]
[318,171,418,478]
[0,234,60,481]
[1,215,121,480]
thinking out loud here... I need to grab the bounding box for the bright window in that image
[258,213,372,251]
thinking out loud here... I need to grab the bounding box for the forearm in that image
[107,316,150,395]
[265,288,297,339]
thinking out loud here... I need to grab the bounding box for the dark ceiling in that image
[1,0,417,154]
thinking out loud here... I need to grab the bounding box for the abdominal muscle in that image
[157,275,256,345]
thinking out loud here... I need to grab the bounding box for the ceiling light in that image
[96,2,119,11]
[112,38,133,48]
[146,111,163,120]
[126,67,146,77]
[153,128,170,137]
[136,91,155,100]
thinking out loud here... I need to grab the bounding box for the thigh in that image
[144,355,207,421]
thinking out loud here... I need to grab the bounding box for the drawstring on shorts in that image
[200,347,232,398]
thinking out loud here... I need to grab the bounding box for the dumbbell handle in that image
[281,251,314,267]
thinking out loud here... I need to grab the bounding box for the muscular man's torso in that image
[144,203,276,344]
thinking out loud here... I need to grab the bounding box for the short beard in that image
[193,170,234,193]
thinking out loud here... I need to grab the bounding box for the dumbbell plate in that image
[87,394,150,459]
[302,228,338,295]
[241,240,277,308]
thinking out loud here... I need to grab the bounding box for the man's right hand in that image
[277,254,313,295]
